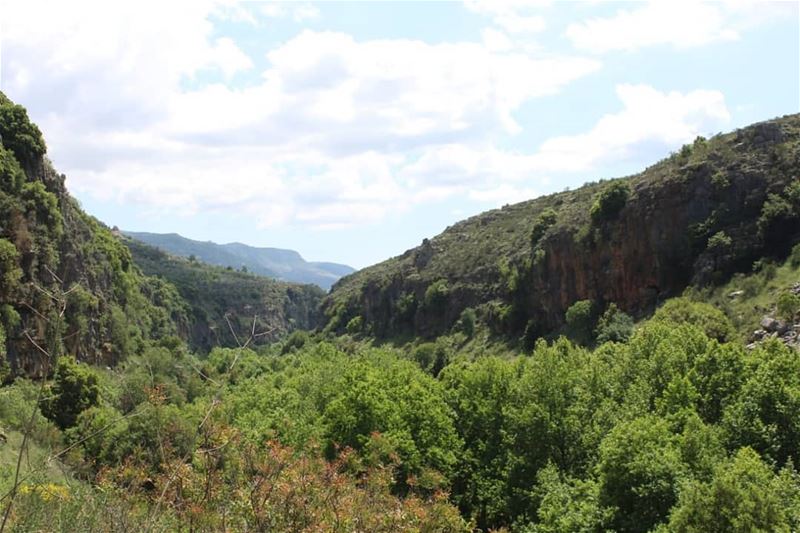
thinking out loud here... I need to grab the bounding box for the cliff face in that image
[323,116,800,339]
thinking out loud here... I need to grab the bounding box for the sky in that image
[1,1,798,269]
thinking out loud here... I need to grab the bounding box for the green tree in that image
[652,297,735,342]
[458,307,476,338]
[530,208,557,247]
[590,181,630,224]
[594,303,634,344]
[565,300,595,345]
[667,447,793,532]
[43,356,100,430]
[0,91,47,168]
[597,416,683,533]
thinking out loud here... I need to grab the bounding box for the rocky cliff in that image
[323,115,800,340]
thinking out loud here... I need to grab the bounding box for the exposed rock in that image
[728,290,744,299]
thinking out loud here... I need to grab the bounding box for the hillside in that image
[123,237,324,352]
[0,92,191,376]
[125,231,354,290]
[0,93,322,376]
[323,115,800,341]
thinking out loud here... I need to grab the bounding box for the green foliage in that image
[530,208,557,247]
[527,464,607,533]
[345,315,364,335]
[565,299,595,345]
[667,447,796,532]
[280,329,309,354]
[595,303,634,344]
[652,297,735,342]
[590,181,630,224]
[597,416,683,533]
[707,230,732,253]
[758,185,800,249]
[777,291,800,320]
[722,340,800,466]
[43,356,100,430]
[790,243,800,267]
[424,279,449,310]
[458,307,476,338]
[0,91,46,168]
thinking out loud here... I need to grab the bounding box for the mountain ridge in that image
[124,230,354,290]
[322,114,800,342]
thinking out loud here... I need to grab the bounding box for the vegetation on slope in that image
[323,115,800,344]
[0,91,190,376]
[124,238,324,352]
[3,299,800,531]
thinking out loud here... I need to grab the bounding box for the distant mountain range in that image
[124,231,354,290]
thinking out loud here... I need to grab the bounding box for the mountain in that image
[0,92,323,376]
[322,114,800,341]
[124,231,354,290]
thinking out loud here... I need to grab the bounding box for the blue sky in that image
[2,1,798,269]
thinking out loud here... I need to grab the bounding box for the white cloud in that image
[2,0,600,229]
[465,0,549,33]
[566,1,742,53]
[0,0,740,231]
[261,2,319,22]
[531,84,731,172]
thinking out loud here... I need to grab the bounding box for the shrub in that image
[652,298,735,342]
[565,299,595,345]
[424,280,449,311]
[0,92,47,167]
[458,307,476,338]
[595,303,634,344]
[790,243,800,267]
[590,182,630,224]
[346,315,364,335]
[531,208,557,247]
[777,292,800,321]
[281,330,310,354]
[706,231,732,253]
[43,356,100,430]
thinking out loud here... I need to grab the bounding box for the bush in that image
[652,298,735,342]
[777,292,800,321]
[424,280,449,311]
[531,208,557,247]
[43,356,100,430]
[595,303,634,344]
[790,243,800,267]
[346,315,364,335]
[458,308,476,338]
[590,182,630,224]
[565,300,595,345]
[0,92,47,167]
[706,231,732,253]
[281,330,310,354]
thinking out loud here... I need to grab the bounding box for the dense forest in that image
[1,94,800,532]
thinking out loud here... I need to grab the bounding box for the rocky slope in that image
[125,231,354,290]
[323,115,800,340]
